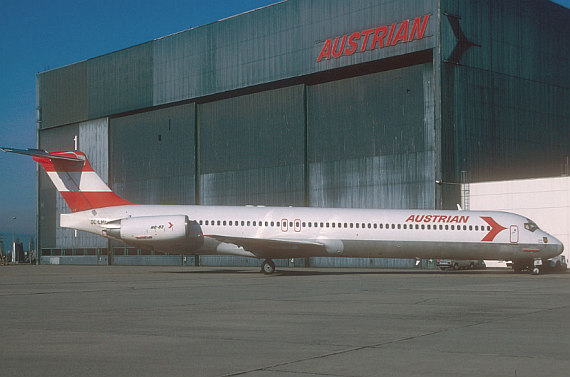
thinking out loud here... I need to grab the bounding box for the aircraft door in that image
[510,225,519,244]
[281,219,288,232]
[294,219,301,232]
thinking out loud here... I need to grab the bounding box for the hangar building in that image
[36,0,570,265]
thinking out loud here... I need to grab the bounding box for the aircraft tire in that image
[532,267,540,275]
[262,259,276,275]
[453,263,459,271]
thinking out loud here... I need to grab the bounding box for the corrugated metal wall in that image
[440,0,570,197]
[88,44,154,119]
[308,63,435,209]
[37,63,87,129]
[38,0,438,125]
[110,104,196,205]
[199,85,306,206]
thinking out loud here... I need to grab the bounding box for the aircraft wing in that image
[203,234,326,258]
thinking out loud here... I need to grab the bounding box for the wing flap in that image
[203,234,327,258]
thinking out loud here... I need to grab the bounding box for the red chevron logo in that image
[480,217,507,242]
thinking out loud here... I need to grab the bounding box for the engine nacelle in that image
[105,215,203,251]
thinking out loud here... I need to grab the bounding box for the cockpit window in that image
[524,219,539,232]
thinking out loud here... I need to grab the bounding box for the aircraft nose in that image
[550,235,564,255]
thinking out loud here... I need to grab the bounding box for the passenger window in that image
[451,225,455,230]
[320,222,324,227]
[302,222,306,227]
[350,223,354,228]
[445,225,449,230]
[427,225,431,230]
[326,223,330,228]
[415,224,419,230]
[403,224,407,229]
[421,224,425,230]
[391,224,395,229]
[397,224,401,229]
[463,225,467,230]
[356,223,360,229]
[469,225,472,231]
[241,221,245,226]
[199,220,203,225]
[373,224,377,229]
[223,221,226,226]
[475,225,478,231]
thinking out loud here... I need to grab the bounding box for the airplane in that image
[1,147,564,274]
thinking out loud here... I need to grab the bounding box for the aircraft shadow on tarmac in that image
[156,268,550,277]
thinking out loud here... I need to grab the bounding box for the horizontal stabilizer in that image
[0,147,84,163]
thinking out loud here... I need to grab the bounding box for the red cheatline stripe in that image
[480,216,507,242]
[60,192,134,213]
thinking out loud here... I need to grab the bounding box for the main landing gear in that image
[261,259,276,275]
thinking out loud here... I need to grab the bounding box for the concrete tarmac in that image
[1,265,569,377]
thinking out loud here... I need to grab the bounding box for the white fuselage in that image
[61,204,564,262]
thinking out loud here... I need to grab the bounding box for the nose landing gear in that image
[532,258,542,275]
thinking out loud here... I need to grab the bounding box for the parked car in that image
[437,259,486,270]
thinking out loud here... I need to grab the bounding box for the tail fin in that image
[1,147,134,212]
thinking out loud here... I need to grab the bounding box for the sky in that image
[0,0,569,242]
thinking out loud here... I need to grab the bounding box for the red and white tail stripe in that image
[32,150,134,212]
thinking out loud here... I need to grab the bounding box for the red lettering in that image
[386,23,396,47]
[416,215,425,222]
[460,216,469,223]
[345,32,360,55]
[432,215,440,222]
[391,20,409,45]
[360,29,375,52]
[317,14,431,62]
[331,35,347,58]
[424,215,432,222]
[450,215,459,223]
[439,216,447,223]
[409,15,430,41]
[370,26,388,50]
[405,215,415,222]
[317,39,332,62]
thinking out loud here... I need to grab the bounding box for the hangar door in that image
[308,63,435,210]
